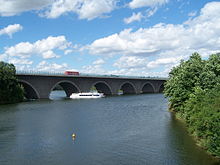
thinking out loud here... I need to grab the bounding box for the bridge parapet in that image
[16,70,168,81]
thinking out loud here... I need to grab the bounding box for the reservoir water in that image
[0,92,219,165]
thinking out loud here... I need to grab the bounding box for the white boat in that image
[70,92,105,99]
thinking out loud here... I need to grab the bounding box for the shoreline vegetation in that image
[0,61,24,105]
[164,52,220,158]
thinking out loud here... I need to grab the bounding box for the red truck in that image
[64,71,79,75]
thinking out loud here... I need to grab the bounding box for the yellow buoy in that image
[72,133,76,139]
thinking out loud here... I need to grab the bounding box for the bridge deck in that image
[16,71,168,81]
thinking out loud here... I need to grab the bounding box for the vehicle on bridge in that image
[64,71,79,75]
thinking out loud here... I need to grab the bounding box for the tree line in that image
[164,52,220,157]
[0,61,24,104]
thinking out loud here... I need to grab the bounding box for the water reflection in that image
[166,114,219,165]
[49,90,67,100]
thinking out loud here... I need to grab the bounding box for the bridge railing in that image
[16,70,168,80]
[16,70,64,76]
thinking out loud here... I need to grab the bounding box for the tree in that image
[200,53,220,90]
[164,52,220,157]
[164,52,205,113]
[0,61,24,104]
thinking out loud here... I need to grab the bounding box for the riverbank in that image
[169,101,220,159]
[0,99,23,105]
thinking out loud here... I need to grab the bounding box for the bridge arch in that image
[119,81,137,94]
[50,80,80,98]
[141,82,155,93]
[18,80,40,99]
[91,81,113,95]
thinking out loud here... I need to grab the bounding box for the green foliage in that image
[164,52,220,157]
[201,53,220,89]
[0,61,24,104]
[184,87,220,156]
[164,53,205,112]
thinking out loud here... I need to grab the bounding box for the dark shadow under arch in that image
[92,81,112,95]
[50,80,80,97]
[19,80,39,99]
[119,82,136,94]
[142,83,155,93]
[159,84,164,93]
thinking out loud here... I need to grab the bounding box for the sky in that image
[0,0,220,77]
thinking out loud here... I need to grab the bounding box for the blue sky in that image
[0,0,220,77]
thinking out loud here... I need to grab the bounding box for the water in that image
[0,91,219,165]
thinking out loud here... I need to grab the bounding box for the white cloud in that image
[123,8,158,24]
[124,12,143,24]
[129,0,168,9]
[110,55,182,77]
[4,42,35,58]
[81,55,173,77]
[82,58,106,74]
[0,24,23,37]
[37,61,68,72]
[146,7,158,17]
[188,11,197,17]
[42,50,60,59]
[0,54,7,61]
[7,58,33,70]
[64,49,73,55]
[82,63,168,77]
[147,57,181,69]
[113,56,147,69]
[88,1,220,58]
[42,0,117,20]
[9,58,33,65]
[1,35,71,72]
[0,0,52,16]
[82,63,104,74]
[0,0,117,20]
[88,25,185,56]
[93,59,105,65]
[2,35,71,59]
[86,1,220,76]
[107,55,183,77]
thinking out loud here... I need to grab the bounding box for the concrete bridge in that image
[16,73,166,99]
